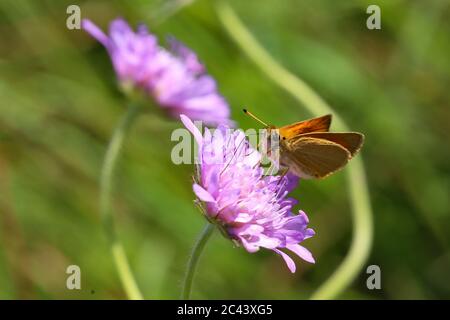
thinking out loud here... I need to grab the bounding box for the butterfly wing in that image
[298,132,364,157]
[281,137,351,179]
[278,114,332,139]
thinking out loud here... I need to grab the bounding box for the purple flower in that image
[181,115,315,273]
[82,18,231,126]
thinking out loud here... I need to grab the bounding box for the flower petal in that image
[193,184,215,203]
[238,236,260,253]
[304,228,316,239]
[286,244,315,264]
[234,213,253,223]
[180,114,203,146]
[82,19,109,47]
[167,37,205,74]
[283,173,300,193]
[273,249,296,273]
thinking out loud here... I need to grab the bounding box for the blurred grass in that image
[0,0,449,299]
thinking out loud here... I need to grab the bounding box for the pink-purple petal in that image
[180,114,203,146]
[82,19,109,47]
[193,184,215,203]
[273,249,296,273]
[286,244,315,264]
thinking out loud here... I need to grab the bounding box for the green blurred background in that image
[0,0,449,299]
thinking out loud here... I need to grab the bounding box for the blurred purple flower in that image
[181,115,315,273]
[82,18,231,126]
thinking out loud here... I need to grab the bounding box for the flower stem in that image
[181,223,215,300]
[215,0,373,300]
[100,103,143,300]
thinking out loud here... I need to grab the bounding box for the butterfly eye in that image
[282,137,286,140]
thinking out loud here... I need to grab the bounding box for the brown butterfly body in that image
[244,111,364,179]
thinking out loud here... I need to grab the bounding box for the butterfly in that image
[243,109,364,179]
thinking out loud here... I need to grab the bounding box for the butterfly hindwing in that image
[281,137,351,179]
[298,132,364,157]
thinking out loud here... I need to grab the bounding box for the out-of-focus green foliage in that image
[0,0,449,299]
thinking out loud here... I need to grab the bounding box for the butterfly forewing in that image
[298,132,364,157]
[282,137,351,179]
[278,114,332,140]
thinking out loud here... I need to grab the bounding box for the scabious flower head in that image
[181,115,315,273]
[82,18,231,126]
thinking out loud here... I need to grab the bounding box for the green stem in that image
[181,223,215,300]
[100,103,144,300]
[215,0,373,299]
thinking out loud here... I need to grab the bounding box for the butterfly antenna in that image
[243,109,269,127]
